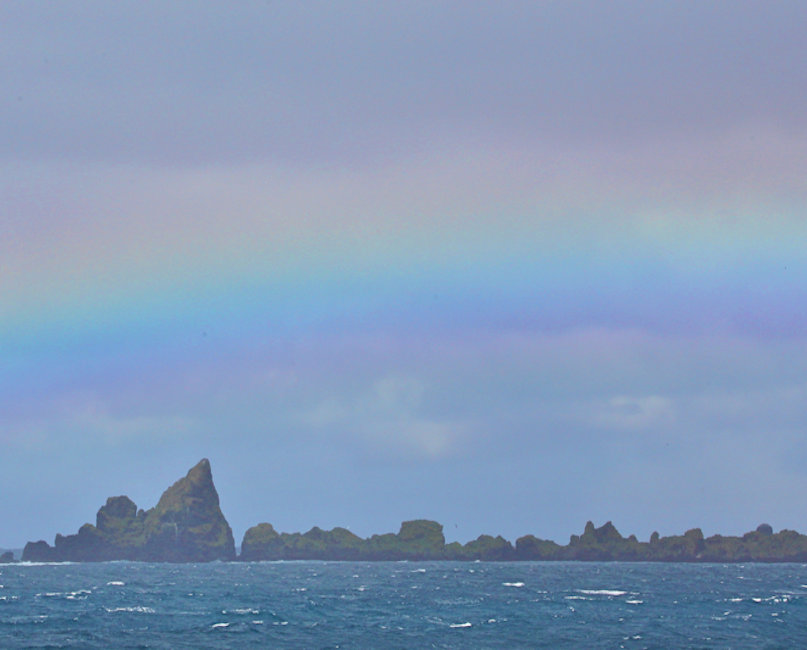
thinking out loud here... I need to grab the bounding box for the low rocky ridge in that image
[22,459,235,562]
[240,519,447,561]
[239,520,807,562]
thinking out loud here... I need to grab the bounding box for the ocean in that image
[1,561,805,648]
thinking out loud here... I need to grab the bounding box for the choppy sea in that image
[2,561,806,648]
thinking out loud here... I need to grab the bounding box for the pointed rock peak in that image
[186,458,212,482]
[144,458,235,561]
[156,459,220,512]
[595,521,623,541]
[21,459,234,562]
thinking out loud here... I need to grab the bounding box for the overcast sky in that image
[2,1,807,549]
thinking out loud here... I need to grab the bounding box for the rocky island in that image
[22,459,235,562]
[19,459,807,563]
[238,519,807,563]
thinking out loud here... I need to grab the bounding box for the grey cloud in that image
[2,1,806,165]
[300,375,468,460]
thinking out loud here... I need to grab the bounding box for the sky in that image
[2,0,807,550]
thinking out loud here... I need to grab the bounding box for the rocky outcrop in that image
[17,459,807,563]
[21,540,54,562]
[564,520,644,560]
[240,519,448,561]
[141,459,235,562]
[241,523,367,561]
[240,523,281,561]
[456,534,514,560]
[237,518,807,562]
[396,520,446,557]
[513,521,807,562]
[22,459,235,563]
[364,519,447,560]
[0,550,16,563]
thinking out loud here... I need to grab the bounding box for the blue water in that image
[2,561,806,648]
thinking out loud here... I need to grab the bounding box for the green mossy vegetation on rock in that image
[237,519,807,562]
[141,459,236,562]
[18,459,807,563]
[22,459,235,563]
[240,520,448,561]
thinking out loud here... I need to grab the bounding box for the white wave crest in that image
[105,606,156,614]
[39,589,91,600]
[578,589,627,596]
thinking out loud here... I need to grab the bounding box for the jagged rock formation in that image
[141,459,235,562]
[241,523,366,561]
[456,534,514,560]
[0,550,16,563]
[240,519,449,561]
[513,521,807,562]
[238,519,807,562]
[22,459,235,563]
[16,460,807,563]
[240,519,518,561]
[365,519,447,560]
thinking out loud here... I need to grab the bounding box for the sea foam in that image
[578,589,627,597]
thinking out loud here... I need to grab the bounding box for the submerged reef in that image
[22,459,235,562]
[19,461,807,562]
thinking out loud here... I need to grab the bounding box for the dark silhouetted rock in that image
[22,464,807,563]
[396,520,446,558]
[239,519,448,561]
[515,535,562,560]
[365,519,447,559]
[21,540,55,562]
[240,523,366,561]
[21,459,235,563]
[141,459,235,562]
[235,518,807,562]
[240,523,281,561]
[460,534,514,560]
